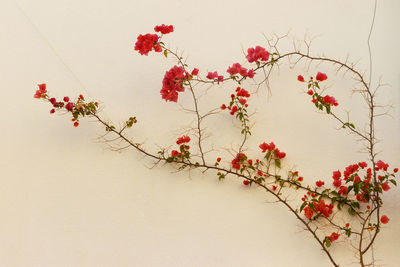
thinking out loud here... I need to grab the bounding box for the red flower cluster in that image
[246,46,269,63]
[236,87,250,98]
[304,199,334,219]
[227,63,255,78]
[34,83,47,98]
[343,163,360,180]
[381,215,390,224]
[134,33,162,56]
[221,87,251,116]
[259,141,286,159]
[161,65,186,102]
[232,153,247,170]
[316,72,328,82]
[191,68,199,76]
[176,135,190,144]
[206,71,224,82]
[322,95,338,106]
[154,24,174,34]
[328,232,340,242]
[376,160,389,171]
[259,142,275,152]
[381,182,390,191]
[316,180,324,187]
[171,135,191,158]
[338,185,348,195]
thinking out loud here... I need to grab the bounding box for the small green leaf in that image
[274,159,281,168]
[300,202,307,212]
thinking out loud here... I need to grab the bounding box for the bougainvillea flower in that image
[134,33,162,56]
[316,72,328,81]
[154,24,174,34]
[246,46,269,63]
[380,215,389,224]
[160,65,186,102]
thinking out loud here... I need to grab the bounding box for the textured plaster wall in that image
[1,0,399,266]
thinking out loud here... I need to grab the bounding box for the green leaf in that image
[274,159,281,168]
[347,185,354,194]
[325,240,331,247]
[390,179,397,186]
[351,202,360,209]
[348,207,356,216]
[300,202,307,212]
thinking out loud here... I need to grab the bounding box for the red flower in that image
[322,95,338,106]
[316,180,324,187]
[236,88,250,98]
[217,157,221,162]
[50,109,55,114]
[277,151,286,159]
[298,177,303,182]
[358,162,368,168]
[49,98,57,105]
[338,186,348,195]
[314,199,333,218]
[191,68,199,76]
[376,160,389,171]
[65,102,74,111]
[221,104,226,110]
[394,168,399,173]
[304,205,313,219]
[307,90,313,95]
[243,180,250,186]
[161,65,186,102]
[207,71,218,79]
[316,72,328,82]
[34,83,47,98]
[246,46,269,63]
[231,105,238,114]
[171,150,181,157]
[380,215,389,224]
[63,96,70,102]
[134,33,162,56]
[345,223,350,228]
[154,24,174,34]
[272,185,277,191]
[333,179,342,187]
[38,83,46,91]
[297,75,305,82]
[332,170,341,180]
[247,69,255,78]
[259,142,275,153]
[381,182,391,191]
[328,232,340,242]
[232,153,246,170]
[227,63,248,77]
[176,135,191,144]
[73,121,79,127]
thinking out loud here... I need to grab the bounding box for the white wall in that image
[1,0,399,266]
